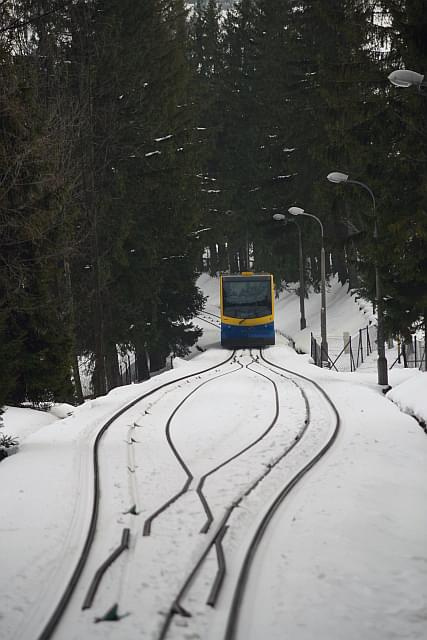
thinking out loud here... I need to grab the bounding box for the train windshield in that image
[222,278,272,319]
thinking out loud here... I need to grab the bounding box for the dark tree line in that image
[0,0,204,406]
[190,0,427,341]
[0,0,425,409]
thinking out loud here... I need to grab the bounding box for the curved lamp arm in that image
[327,172,377,238]
[288,206,324,238]
[346,180,376,216]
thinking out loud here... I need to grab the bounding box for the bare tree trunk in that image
[332,247,348,284]
[238,246,247,272]
[136,347,150,381]
[105,340,120,390]
[72,354,84,403]
[86,46,106,396]
[218,243,228,272]
[148,299,167,373]
[228,245,239,273]
[91,213,107,395]
[64,259,84,404]
[209,244,219,274]
[149,348,167,373]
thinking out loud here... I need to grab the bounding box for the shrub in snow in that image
[0,433,18,447]
[0,433,19,461]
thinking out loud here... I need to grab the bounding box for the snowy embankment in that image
[387,371,427,428]
[1,345,425,640]
[195,273,427,428]
[0,274,425,640]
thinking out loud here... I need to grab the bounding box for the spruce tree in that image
[0,5,77,406]
[375,0,427,341]
[68,0,205,384]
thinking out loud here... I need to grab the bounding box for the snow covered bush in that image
[0,433,19,461]
[0,433,18,447]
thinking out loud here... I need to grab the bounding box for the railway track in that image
[200,310,221,320]
[128,349,340,640]
[144,350,340,640]
[195,310,221,329]
[32,350,236,640]
[222,350,340,640]
[17,345,340,640]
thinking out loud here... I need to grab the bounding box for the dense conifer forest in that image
[0,0,426,406]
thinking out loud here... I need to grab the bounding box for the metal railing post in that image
[350,337,355,372]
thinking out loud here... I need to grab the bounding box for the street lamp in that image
[288,206,328,365]
[388,69,427,364]
[327,171,389,386]
[388,69,426,91]
[273,213,306,330]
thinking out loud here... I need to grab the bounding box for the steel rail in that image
[156,360,310,640]
[36,350,236,640]
[196,358,280,533]
[82,528,130,610]
[142,360,244,536]
[195,313,221,328]
[206,525,229,607]
[157,510,234,640]
[223,349,341,640]
[201,310,221,320]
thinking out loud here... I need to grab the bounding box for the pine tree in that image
[374,0,427,340]
[68,0,205,384]
[115,0,205,373]
[188,0,230,273]
[0,3,78,406]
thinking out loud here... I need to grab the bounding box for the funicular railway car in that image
[220,272,275,348]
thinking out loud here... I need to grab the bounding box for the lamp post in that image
[388,69,426,362]
[288,206,328,364]
[273,213,306,330]
[327,171,389,386]
[388,69,426,93]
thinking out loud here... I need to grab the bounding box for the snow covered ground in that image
[0,276,426,640]
[196,273,426,427]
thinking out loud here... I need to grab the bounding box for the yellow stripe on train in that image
[221,314,274,327]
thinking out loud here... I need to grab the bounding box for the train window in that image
[223,279,272,319]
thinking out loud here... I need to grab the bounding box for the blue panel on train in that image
[221,321,275,347]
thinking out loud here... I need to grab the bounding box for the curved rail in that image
[196,359,281,533]
[201,310,221,320]
[195,312,221,329]
[156,355,311,639]
[142,360,244,535]
[143,352,287,536]
[36,350,236,640]
[223,349,341,640]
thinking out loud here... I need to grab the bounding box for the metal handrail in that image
[311,324,378,372]
[390,337,426,371]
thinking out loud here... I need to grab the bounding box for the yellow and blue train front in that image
[220,274,275,348]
